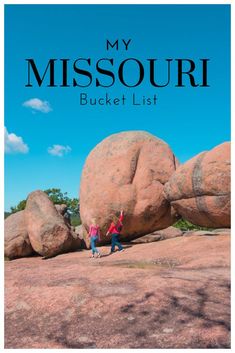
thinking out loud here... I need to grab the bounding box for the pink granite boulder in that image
[25,190,73,257]
[164,142,231,228]
[4,211,34,259]
[80,131,178,245]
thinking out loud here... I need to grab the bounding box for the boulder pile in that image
[4,131,231,260]
[4,191,81,259]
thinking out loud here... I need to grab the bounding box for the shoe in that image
[119,249,125,252]
[97,253,101,258]
[91,254,95,258]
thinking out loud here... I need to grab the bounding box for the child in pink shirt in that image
[89,218,101,258]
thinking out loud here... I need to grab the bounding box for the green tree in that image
[44,188,81,226]
[10,199,27,214]
[9,188,80,225]
[44,188,79,213]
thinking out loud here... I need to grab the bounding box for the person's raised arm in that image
[119,210,124,222]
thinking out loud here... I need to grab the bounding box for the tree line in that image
[5,188,81,226]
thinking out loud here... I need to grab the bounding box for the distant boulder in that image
[4,211,34,259]
[164,142,231,228]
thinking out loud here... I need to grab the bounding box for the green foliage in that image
[70,214,81,227]
[44,188,79,214]
[173,218,212,231]
[4,212,11,219]
[9,188,80,223]
[10,200,27,214]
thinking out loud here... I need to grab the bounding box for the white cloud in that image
[48,144,71,157]
[4,127,29,154]
[23,98,52,113]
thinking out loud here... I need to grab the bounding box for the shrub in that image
[173,218,212,231]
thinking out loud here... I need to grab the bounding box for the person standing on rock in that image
[89,218,101,258]
[106,210,124,254]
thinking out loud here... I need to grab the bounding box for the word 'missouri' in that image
[25,39,210,88]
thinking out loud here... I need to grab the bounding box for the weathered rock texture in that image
[132,226,183,244]
[164,142,230,228]
[4,211,34,259]
[184,228,231,237]
[24,190,73,258]
[69,231,83,251]
[5,232,230,348]
[80,131,178,245]
[154,226,183,239]
[73,225,87,248]
[55,204,67,216]
[55,204,71,227]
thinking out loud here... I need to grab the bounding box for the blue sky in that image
[4,5,230,211]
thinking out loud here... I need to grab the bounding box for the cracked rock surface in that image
[80,131,178,244]
[5,232,230,348]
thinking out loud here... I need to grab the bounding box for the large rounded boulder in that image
[164,142,230,228]
[4,211,34,259]
[80,131,178,244]
[25,190,73,257]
